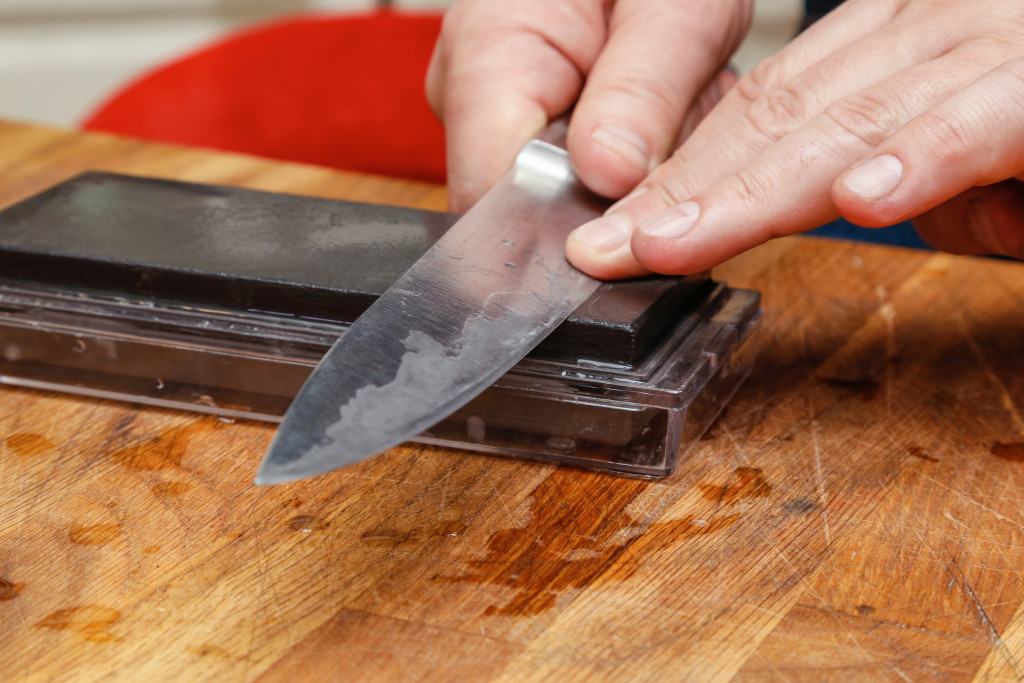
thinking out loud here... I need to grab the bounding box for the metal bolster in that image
[513,140,576,193]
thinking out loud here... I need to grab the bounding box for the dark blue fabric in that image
[808,219,932,250]
[802,0,843,28]
[805,0,842,16]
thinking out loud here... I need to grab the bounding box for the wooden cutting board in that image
[2,121,1024,681]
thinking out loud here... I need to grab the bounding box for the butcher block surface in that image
[2,121,1024,681]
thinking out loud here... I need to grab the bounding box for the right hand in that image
[426,0,754,211]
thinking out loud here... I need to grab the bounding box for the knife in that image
[255,118,608,484]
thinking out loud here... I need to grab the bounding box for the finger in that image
[625,47,998,274]
[565,68,738,279]
[834,58,1024,256]
[619,2,947,226]
[566,0,752,198]
[676,0,903,159]
[427,1,607,211]
[677,67,740,143]
[912,181,1024,257]
[568,33,986,277]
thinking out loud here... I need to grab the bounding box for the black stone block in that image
[0,172,710,365]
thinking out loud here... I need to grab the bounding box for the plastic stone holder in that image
[0,172,761,477]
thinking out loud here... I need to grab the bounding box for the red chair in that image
[83,11,447,184]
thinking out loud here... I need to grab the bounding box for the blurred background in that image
[0,0,801,128]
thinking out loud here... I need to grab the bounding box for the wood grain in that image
[2,121,1024,681]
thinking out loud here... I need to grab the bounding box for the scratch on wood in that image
[944,552,1018,680]
[753,529,827,604]
[716,420,748,464]
[918,472,1024,533]
[815,605,981,642]
[855,617,951,680]
[955,313,1024,436]
[944,512,969,530]
[890,664,913,683]
[878,301,896,414]
[489,482,518,527]
[806,390,832,551]
[438,468,451,516]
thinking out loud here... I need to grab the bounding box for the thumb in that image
[567,0,751,198]
[565,68,741,280]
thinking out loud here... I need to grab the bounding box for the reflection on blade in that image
[256,131,608,484]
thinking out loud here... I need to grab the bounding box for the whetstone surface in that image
[0,171,709,365]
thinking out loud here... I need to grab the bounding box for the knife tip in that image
[253,464,292,486]
[253,440,309,486]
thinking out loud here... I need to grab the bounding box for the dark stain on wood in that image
[5,432,55,457]
[37,605,122,642]
[189,643,232,658]
[817,376,881,401]
[151,481,190,497]
[436,470,741,617]
[699,467,772,503]
[69,523,120,546]
[783,497,818,514]
[0,578,25,601]
[908,446,939,463]
[856,604,875,615]
[281,498,302,509]
[360,521,467,548]
[991,442,1024,461]
[109,418,219,471]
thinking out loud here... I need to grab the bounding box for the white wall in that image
[0,0,801,129]
[0,0,379,127]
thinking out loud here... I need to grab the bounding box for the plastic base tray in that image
[0,172,761,477]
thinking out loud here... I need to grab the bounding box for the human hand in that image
[566,0,1024,279]
[425,0,753,211]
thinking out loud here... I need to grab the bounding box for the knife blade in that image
[255,119,608,484]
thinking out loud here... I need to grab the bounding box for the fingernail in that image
[592,123,652,171]
[636,201,700,240]
[842,155,903,200]
[572,213,631,251]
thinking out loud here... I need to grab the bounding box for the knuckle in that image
[736,57,789,103]
[743,87,809,143]
[646,179,696,210]
[996,57,1024,103]
[913,110,975,165]
[730,167,778,217]
[821,93,901,150]
[729,168,791,242]
[599,70,684,123]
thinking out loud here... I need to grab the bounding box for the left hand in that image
[566,0,1024,279]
